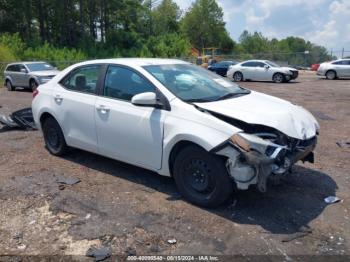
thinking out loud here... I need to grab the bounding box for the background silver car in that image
[317,59,350,80]
[4,62,60,91]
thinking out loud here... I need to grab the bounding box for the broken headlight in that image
[230,133,286,159]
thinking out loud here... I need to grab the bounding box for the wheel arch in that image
[326,69,337,78]
[168,140,206,177]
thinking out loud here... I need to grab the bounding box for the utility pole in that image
[342,47,344,59]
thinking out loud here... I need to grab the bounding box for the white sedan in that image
[227,60,299,83]
[317,59,350,79]
[32,59,319,207]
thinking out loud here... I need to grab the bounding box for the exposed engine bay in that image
[210,111,317,192]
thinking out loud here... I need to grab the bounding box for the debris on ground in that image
[282,226,313,242]
[56,175,81,185]
[324,196,342,204]
[336,141,350,149]
[0,107,36,130]
[125,246,137,256]
[311,111,335,121]
[86,246,111,262]
[167,238,177,245]
[56,175,81,190]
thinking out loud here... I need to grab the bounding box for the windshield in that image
[265,61,280,67]
[143,64,250,102]
[26,63,55,72]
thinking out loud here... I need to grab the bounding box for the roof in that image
[7,61,48,66]
[74,58,189,67]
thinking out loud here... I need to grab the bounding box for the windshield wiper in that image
[184,98,213,103]
[215,91,250,101]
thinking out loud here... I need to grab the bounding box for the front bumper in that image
[214,136,317,192]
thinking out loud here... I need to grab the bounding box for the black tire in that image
[42,117,68,156]
[233,72,243,82]
[273,73,285,83]
[326,70,336,80]
[6,80,14,91]
[30,79,38,91]
[173,145,233,208]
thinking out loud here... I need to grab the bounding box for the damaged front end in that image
[213,131,317,193]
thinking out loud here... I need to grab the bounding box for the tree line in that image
[0,0,332,65]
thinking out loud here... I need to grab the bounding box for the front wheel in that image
[6,80,14,91]
[173,145,233,207]
[273,73,285,83]
[42,117,68,156]
[30,79,38,91]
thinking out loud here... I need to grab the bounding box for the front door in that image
[95,65,164,170]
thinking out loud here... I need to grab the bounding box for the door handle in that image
[54,94,63,103]
[96,105,110,114]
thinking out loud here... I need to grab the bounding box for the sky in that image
[174,0,350,55]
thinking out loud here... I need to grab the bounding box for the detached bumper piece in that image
[0,107,36,130]
[214,134,317,193]
[290,70,299,79]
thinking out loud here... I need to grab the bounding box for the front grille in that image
[290,70,299,79]
[297,136,317,148]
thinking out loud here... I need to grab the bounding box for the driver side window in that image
[61,65,100,94]
[103,65,155,101]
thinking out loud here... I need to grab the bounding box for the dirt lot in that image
[0,72,349,260]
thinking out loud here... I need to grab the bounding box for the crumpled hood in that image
[283,66,297,71]
[31,70,60,77]
[195,91,319,140]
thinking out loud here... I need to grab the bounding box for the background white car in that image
[32,58,318,207]
[227,60,298,83]
[317,59,350,80]
[4,62,60,91]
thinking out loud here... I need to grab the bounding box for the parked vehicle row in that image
[32,58,319,207]
[4,62,60,91]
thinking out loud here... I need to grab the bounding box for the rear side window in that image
[241,62,256,67]
[103,65,155,101]
[332,60,348,65]
[6,64,20,72]
[61,65,101,94]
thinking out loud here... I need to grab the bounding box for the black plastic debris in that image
[282,226,312,242]
[86,246,111,262]
[311,111,335,121]
[56,175,81,185]
[0,107,36,130]
[336,141,350,149]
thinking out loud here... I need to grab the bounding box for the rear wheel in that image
[6,80,14,91]
[30,79,38,91]
[326,70,336,80]
[173,145,233,207]
[273,73,284,83]
[42,117,68,156]
[233,72,243,82]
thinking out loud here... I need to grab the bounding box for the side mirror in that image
[20,68,27,73]
[264,65,270,69]
[131,92,158,107]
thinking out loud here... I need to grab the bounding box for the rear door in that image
[53,64,103,153]
[343,60,350,77]
[240,62,256,79]
[95,64,165,170]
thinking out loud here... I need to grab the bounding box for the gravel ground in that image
[0,72,349,260]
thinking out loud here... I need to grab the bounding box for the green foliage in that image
[181,0,235,52]
[0,33,26,60]
[23,43,87,69]
[0,0,332,66]
[146,33,191,57]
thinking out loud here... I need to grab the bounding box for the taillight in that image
[33,89,39,99]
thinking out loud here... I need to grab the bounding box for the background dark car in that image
[208,60,238,76]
